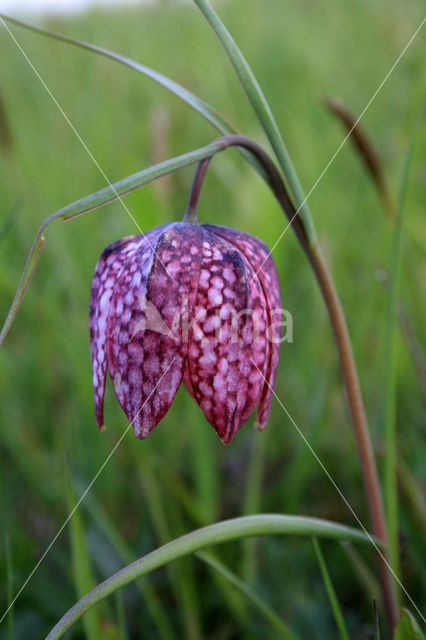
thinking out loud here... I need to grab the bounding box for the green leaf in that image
[46,514,380,639]
[0,13,233,134]
[394,609,425,640]
[0,14,266,180]
[193,0,316,244]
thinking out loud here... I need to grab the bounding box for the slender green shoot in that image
[64,461,101,640]
[139,467,202,640]
[197,551,299,640]
[4,534,14,640]
[80,489,177,640]
[382,99,426,593]
[241,430,268,583]
[340,542,381,610]
[312,538,350,640]
[394,609,425,640]
[115,592,128,640]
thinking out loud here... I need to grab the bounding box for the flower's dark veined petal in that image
[90,234,150,428]
[106,223,203,438]
[184,227,269,443]
[203,224,281,428]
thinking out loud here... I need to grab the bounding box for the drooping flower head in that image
[90,222,281,444]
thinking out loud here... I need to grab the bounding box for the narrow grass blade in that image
[193,0,316,244]
[241,430,267,583]
[130,449,247,623]
[313,538,350,640]
[64,461,101,640]
[139,467,202,640]
[0,14,232,134]
[0,14,266,180]
[394,609,425,640]
[137,446,208,526]
[397,459,426,534]
[0,138,227,345]
[0,231,44,345]
[374,597,381,640]
[340,542,381,610]
[0,83,13,151]
[324,97,396,218]
[189,415,219,524]
[46,514,380,639]
[115,592,128,640]
[0,200,21,244]
[382,99,426,593]
[80,490,177,640]
[197,551,298,640]
[395,304,426,410]
[4,534,14,640]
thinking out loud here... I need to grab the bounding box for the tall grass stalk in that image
[382,99,426,599]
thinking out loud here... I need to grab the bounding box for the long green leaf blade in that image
[193,0,316,243]
[0,14,266,180]
[46,514,380,639]
[0,13,233,134]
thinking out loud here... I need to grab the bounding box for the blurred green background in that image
[0,0,425,638]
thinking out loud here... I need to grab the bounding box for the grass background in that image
[0,0,425,637]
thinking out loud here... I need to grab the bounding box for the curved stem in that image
[308,247,398,628]
[46,514,377,639]
[183,158,212,223]
[2,132,398,626]
[0,139,229,345]
[178,134,398,628]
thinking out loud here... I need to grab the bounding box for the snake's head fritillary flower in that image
[89,222,281,444]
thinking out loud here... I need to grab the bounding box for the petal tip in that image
[253,418,266,431]
[133,417,153,440]
[220,427,238,444]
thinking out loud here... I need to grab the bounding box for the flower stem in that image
[307,246,398,629]
[179,134,398,629]
[183,158,212,223]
